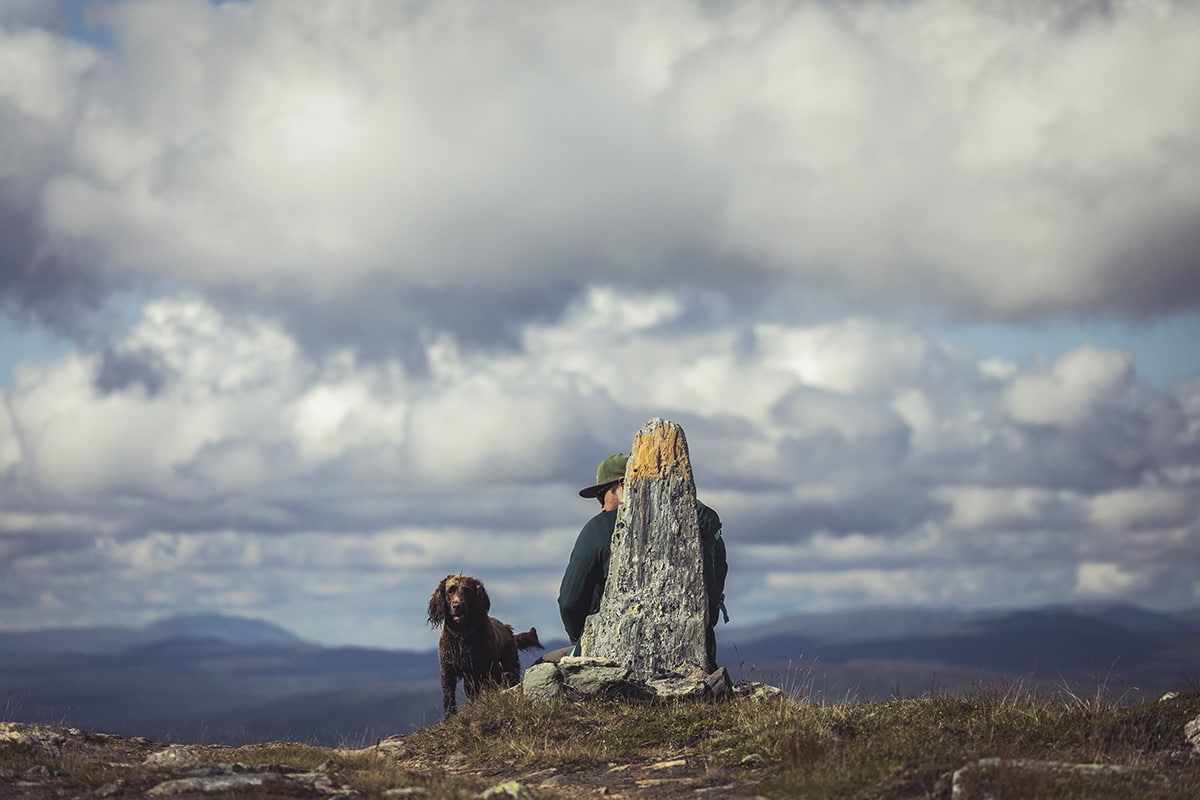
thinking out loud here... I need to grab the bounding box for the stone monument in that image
[580,417,711,679]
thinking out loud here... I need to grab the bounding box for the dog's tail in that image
[514,627,544,652]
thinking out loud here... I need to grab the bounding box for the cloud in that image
[3,1,1199,645]
[1004,347,1133,427]
[2,0,1199,359]
[1075,562,1144,599]
[2,292,1198,643]
[0,0,66,30]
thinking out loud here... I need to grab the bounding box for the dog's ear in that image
[473,577,491,615]
[427,576,449,628]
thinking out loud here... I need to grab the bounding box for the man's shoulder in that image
[580,509,618,536]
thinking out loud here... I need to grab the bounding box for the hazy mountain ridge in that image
[3,605,1197,747]
[724,603,1200,705]
[0,612,301,655]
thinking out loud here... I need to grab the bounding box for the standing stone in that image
[580,418,710,679]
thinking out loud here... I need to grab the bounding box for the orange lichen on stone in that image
[627,418,690,481]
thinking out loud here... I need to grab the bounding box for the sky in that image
[1,0,1198,651]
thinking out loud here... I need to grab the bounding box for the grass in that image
[3,683,1199,798]
[397,682,1200,798]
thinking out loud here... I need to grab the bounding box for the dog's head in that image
[427,573,491,631]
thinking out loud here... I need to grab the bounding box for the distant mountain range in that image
[0,612,300,655]
[2,605,1196,746]
[722,603,1200,704]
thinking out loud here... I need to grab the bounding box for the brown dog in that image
[427,573,543,716]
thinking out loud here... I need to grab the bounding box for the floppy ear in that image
[473,577,491,615]
[427,576,449,627]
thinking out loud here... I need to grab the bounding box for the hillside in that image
[2,605,1198,747]
[3,685,1199,799]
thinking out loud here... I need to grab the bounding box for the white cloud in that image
[3,290,1195,643]
[3,0,1198,339]
[936,486,1085,533]
[3,1,1200,645]
[1004,346,1134,426]
[288,375,407,466]
[1075,562,1143,599]
[0,25,93,126]
[4,307,302,497]
[1087,486,1197,534]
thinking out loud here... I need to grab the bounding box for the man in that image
[557,453,628,652]
[556,453,728,668]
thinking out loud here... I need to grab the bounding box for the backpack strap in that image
[712,528,729,624]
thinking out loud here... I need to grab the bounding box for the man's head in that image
[579,453,629,506]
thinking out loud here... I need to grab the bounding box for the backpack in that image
[697,501,729,625]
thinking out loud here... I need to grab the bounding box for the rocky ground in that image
[377,736,765,799]
[0,720,769,799]
[5,693,1198,799]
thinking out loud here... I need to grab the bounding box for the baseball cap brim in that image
[578,480,618,499]
[578,453,630,499]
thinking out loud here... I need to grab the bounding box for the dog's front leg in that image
[441,666,459,716]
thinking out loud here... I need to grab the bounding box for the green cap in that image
[578,453,629,498]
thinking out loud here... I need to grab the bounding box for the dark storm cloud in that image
[1098,213,1200,319]
[0,188,115,339]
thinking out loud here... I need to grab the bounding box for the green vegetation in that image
[3,683,1199,798]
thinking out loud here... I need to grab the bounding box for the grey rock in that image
[25,764,61,778]
[558,655,620,669]
[732,680,785,700]
[1186,714,1200,753]
[182,764,230,777]
[646,673,708,699]
[584,418,712,680]
[375,735,408,752]
[145,745,196,766]
[524,661,741,703]
[291,770,346,793]
[147,774,270,795]
[147,767,357,797]
[517,767,558,782]
[561,662,650,700]
[384,788,433,797]
[0,722,66,755]
[477,781,534,799]
[707,666,733,698]
[521,662,564,701]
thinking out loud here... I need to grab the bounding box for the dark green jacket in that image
[557,501,726,644]
[557,509,616,644]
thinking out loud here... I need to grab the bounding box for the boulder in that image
[522,660,743,703]
[520,662,564,702]
[559,658,651,700]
